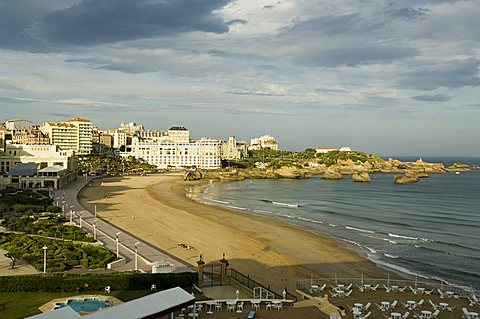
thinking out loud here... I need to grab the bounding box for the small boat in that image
[455,172,460,175]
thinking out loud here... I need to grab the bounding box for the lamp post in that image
[115,232,121,258]
[42,246,47,273]
[93,219,97,240]
[70,210,74,223]
[94,205,97,218]
[236,289,239,300]
[79,212,83,228]
[134,242,140,271]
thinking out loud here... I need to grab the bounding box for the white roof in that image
[38,165,66,173]
[85,287,194,319]
[27,307,80,319]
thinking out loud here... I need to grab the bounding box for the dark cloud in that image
[399,58,480,90]
[30,0,232,46]
[0,0,70,51]
[412,94,451,102]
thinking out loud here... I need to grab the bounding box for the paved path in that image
[54,176,195,273]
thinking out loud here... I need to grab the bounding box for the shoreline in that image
[79,174,411,294]
[186,179,433,284]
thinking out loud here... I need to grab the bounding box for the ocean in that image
[198,157,480,292]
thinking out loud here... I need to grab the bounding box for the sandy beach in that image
[79,174,403,294]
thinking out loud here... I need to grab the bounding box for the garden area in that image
[0,188,116,272]
[0,233,116,272]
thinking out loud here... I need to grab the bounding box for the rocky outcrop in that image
[274,166,311,179]
[446,163,471,172]
[323,166,342,180]
[405,171,429,178]
[184,169,203,181]
[352,172,371,182]
[394,175,419,184]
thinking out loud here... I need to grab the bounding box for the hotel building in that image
[125,127,221,169]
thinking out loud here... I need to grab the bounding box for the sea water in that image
[200,157,480,291]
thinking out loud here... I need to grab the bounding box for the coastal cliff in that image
[201,150,472,184]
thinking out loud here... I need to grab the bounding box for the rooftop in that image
[9,162,39,177]
[169,126,188,131]
[68,117,91,122]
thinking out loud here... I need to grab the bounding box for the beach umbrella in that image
[236,289,239,300]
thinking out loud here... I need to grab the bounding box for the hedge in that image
[0,272,197,293]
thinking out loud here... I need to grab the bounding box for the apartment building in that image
[41,117,93,155]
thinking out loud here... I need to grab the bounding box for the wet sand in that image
[79,174,404,294]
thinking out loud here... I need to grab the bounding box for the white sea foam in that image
[345,226,375,234]
[341,238,377,254]
[329,223,337,227]
[384,253,399,259]
[388,233,419,240]
[361,234,397,244]
[225,205,247,211]
[208,199,230,205]
[272,201,300,208]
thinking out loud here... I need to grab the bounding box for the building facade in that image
[41,118,93,155]
[126,135,221,169]
[249,134,279,151]
[0,143,77,189]
[221,136,248,160]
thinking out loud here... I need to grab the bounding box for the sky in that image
[0,0,479,156]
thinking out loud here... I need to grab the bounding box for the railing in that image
[229,268,298,302]
[297,277,478,297]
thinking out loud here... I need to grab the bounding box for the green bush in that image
[0,272,196,292]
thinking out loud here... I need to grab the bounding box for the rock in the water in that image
[405,171,429,178]
[352,172,371,182]
[394,175,419,184]
[323,166,342,180]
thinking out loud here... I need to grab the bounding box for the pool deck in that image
[39,294,122,314]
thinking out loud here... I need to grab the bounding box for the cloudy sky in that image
[1,0,479,156]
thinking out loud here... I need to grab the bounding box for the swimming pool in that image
[55,297,109,313]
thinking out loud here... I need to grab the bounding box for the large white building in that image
[41,117,93,155]
[249,134,279,151]
[125,127,221,169]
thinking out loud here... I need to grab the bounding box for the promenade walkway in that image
[55,175,194,273]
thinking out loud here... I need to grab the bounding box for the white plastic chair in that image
[105,286,111,293]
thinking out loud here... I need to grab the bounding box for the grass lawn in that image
[0,290,151,319]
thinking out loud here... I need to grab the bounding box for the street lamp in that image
[115,232,121,258]
[94,205,97,218]
[93,219,97,240]
[79,212,83,228]
[42,246,48,273]
[70,210,74,223]
[134,242,140,271]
